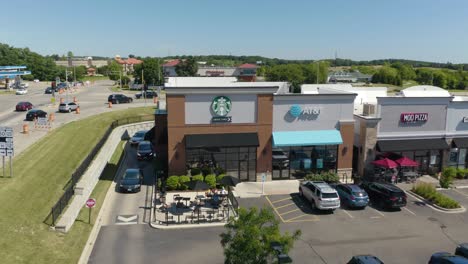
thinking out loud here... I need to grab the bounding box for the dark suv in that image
[135,90,157,99]
[108,94,133,104]
[360,182,406,209]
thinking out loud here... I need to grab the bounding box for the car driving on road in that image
[16,101,33,111]
[130,130,148,146]
[299,181,340,211]
[58,102,79,113]
[137,141,155,161]
[16,88,28,95]
[25,109,47,121]
[135,90,157,99]
[108,94,133,104]
[119,168,143,193]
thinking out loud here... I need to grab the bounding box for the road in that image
[0,80,154,155]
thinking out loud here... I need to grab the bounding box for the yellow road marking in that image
[454,189,468,197]
[275,203,295,209]
[265,196,286,223]
[284,214,317,222]
[271,197,292,203]
[279,209,300,216]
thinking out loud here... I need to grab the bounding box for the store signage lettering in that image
[400,113,428,123]
[289,104,320,118]
[211,96,232,123]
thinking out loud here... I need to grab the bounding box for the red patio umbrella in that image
[395,157,419,167]
[372,158,398,169]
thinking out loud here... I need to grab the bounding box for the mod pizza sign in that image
[400,113,428,123]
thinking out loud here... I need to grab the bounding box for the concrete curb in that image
[406,190,466,214]
[149,221,226,230]
[77,145,128,264]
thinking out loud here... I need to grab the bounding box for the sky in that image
[2,0,468,63]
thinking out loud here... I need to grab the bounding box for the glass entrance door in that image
[239,160,249,181]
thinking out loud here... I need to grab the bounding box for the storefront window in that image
[272,145,338,180]
[460,149,467,169]
[186,147,257,181]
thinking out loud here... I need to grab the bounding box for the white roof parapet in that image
[399,85,451,97]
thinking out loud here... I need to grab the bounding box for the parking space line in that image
[454,189,468,198]
[284,214,311,222]
[286,218,320,222]
[271,197,292,204]
[370,207,385,217]
[403,207,416,216]
[275,202,295,209]
[341,209,354,219]
[279,209,300,216]
[265,196,286,223]
[370,216,381,219]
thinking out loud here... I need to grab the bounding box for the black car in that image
[347,255,384,264]
[360,182,407,209]
[135,90,157,99]
[429,252,468,264]
[25,109,47,121]
[45,87,53,94]
[108,94,133,104]
[119,169,143,193]
[137,141,155,161]
[456,243,468,259]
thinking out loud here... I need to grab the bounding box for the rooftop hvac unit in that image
[363,104,375,116]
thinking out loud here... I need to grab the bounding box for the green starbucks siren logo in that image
[211,96,232,117]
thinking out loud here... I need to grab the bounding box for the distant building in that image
[115,55,143,74]
[55,57,109,68]
[87,67,96,76]
[328,71,373,83]
[163,60,258,81]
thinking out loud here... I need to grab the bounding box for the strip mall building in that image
[154,79,468,181]
[154,77,356,182]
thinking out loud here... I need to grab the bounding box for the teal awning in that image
[273,130,343,147]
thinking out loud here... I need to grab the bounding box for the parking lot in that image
[265,192,425,224]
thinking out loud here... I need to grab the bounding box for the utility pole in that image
[142,69,146,106]
[119,70,122,91]
[316,61,319,84]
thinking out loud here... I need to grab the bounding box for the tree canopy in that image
[133,57,164,85]
[220,207,301,264]
[264,62,329,93]
[175,57,198,76]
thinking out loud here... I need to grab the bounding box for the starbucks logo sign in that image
[211,96,232,117]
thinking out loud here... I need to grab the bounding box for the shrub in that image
[440,167,456,188]
[205,174,217,188]
[179,175,191,190]
[201,166,211,176]
[214,166,225,175]
[190,167,201,176]
[217,173,226,182]
[304,173,323,181]
[304,172,339,183]
[456,168,468,179]
[166,176,180,190]
[192,174,204,183]
[412,183,460,209]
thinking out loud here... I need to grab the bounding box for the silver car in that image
[299,181,340,211]
[58,102,79,112]
[130,130,148,146]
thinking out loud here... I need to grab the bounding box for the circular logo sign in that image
[289,104,302,117]
[86,198,96,208]
[211,96,232,117]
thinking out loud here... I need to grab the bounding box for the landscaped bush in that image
[201,166,211,176]
[216,173,226,182]
[192,174,204,182]
[214,166,225,175]
[179,175,191,190]
[412,183,460,209]
[304,172,339,183]
[190,167,201,176]
[166,175,180,190]
[440,167,456,188]
[456,168,468,179]
[205,174,217,188]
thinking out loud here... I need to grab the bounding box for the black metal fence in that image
[227,188,239,214]
[45,115,154,226]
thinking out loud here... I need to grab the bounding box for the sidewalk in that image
[233,180,300,198]
[453,179,468,188]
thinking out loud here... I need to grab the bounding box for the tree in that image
[220,207,301,264]
[107,61,122,81]
[175,57,198,76]
[133,58,164,85]
[433,71,447,88]
[416,69,434,85]
[265,64,305,93]
[391,62,416,81]
[372,66,401,86]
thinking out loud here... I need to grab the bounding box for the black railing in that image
[45,115,154,226]
[228,188,239,213]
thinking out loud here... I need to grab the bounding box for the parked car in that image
[33,79,40,83]
[135,90,157,99]
[58,102,79,113]
[130,130,148,146]
[289,151,312,170]
[137,141,155,161]
[334,184,369,209]
[456,243,468,258]
[429,252,468,264]
[44,87,58,94]
[57,82,68,89]
[272,148,289,169]
[16,101,33,111]
[360,182,406,209]
[16,88,28,95]
[299,181,340,211]
[108,94,133,104]
[347,255,384,264]
[119,168,143,193]
[19,83,29,88]
[25,109,47,121]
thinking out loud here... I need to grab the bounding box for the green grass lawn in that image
[0,107,154,264]
[81,75,109,82]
